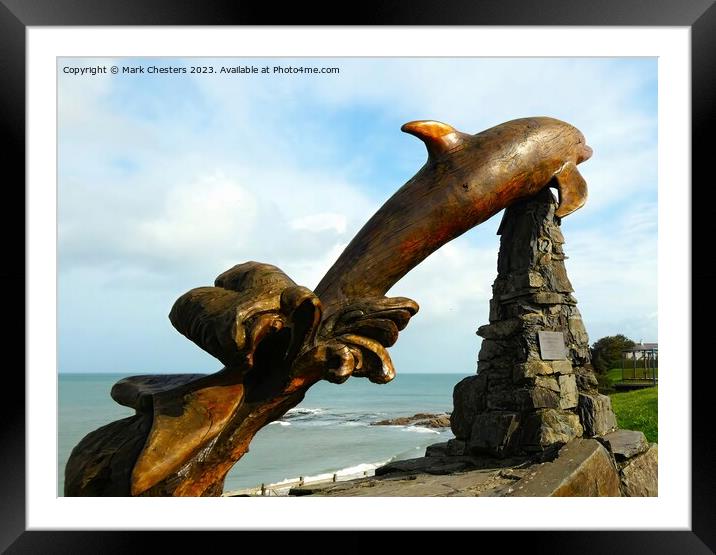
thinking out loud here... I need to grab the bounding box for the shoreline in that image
[222,459,391,497]
[224,413,453,496]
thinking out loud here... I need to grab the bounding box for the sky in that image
[58,57,657,374]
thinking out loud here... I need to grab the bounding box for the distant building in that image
[622,341,658,360]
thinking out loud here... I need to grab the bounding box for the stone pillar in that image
[450,187,617,457]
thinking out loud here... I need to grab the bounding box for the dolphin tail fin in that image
[554,161,588,218]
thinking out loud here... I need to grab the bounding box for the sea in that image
[58,372,470,495]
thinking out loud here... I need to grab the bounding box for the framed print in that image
[2,0,713,551]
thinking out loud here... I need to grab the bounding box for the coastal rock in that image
[504,439,620,497]
[446,438,467,456]
[425,442,449,457]
[292,439,628,498]
[374,456,478,476]
[290,465,510,497]
[372,413,451,428]
[424,438,468,457]
[600,429,649,461]
[619,444,658,497]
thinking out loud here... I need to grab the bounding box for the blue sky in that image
[58,57,657,374]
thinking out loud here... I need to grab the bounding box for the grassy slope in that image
[608,387,658,443]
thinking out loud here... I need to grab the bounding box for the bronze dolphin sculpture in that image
[64,116,592,496]
[316,116,592,309]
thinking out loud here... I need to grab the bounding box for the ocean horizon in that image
[59,372,470,495]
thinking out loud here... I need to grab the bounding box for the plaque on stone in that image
[538,331,567,360]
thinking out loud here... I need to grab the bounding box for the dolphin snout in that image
[578,144,593,163]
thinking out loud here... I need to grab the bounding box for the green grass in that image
[608,387,658,443]
[607,366,658,383]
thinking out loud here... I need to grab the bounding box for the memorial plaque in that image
[538,331,567,360]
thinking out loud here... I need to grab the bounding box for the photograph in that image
[57,56,659,499]
[5,7,709,548]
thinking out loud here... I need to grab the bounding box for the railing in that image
[620,351,658,386]
[222,469,373,497]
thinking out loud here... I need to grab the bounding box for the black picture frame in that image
[1,1,712,551]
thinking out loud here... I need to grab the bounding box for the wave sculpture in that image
[64,117,592,496]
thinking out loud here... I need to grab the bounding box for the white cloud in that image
[57,57,657,373]
[289,213,347,234]
[131,173,258,262]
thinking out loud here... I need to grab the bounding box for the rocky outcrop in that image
[289,434,657,497]
[501,439,621,497]
[451,189,617,457]
[375,455,490,476]
[371,413,451,428]
[618,444,658,497]
[595,430,657,496]
[599,429,649,461]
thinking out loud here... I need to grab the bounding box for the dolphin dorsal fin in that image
[401,120,467,159]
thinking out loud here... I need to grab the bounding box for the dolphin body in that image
[315,116,593,309]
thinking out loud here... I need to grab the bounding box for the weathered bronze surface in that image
[64,117,592,496]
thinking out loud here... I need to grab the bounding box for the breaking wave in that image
[284,407,326,418]
[278,407,388,427]
[399,425,441,434]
